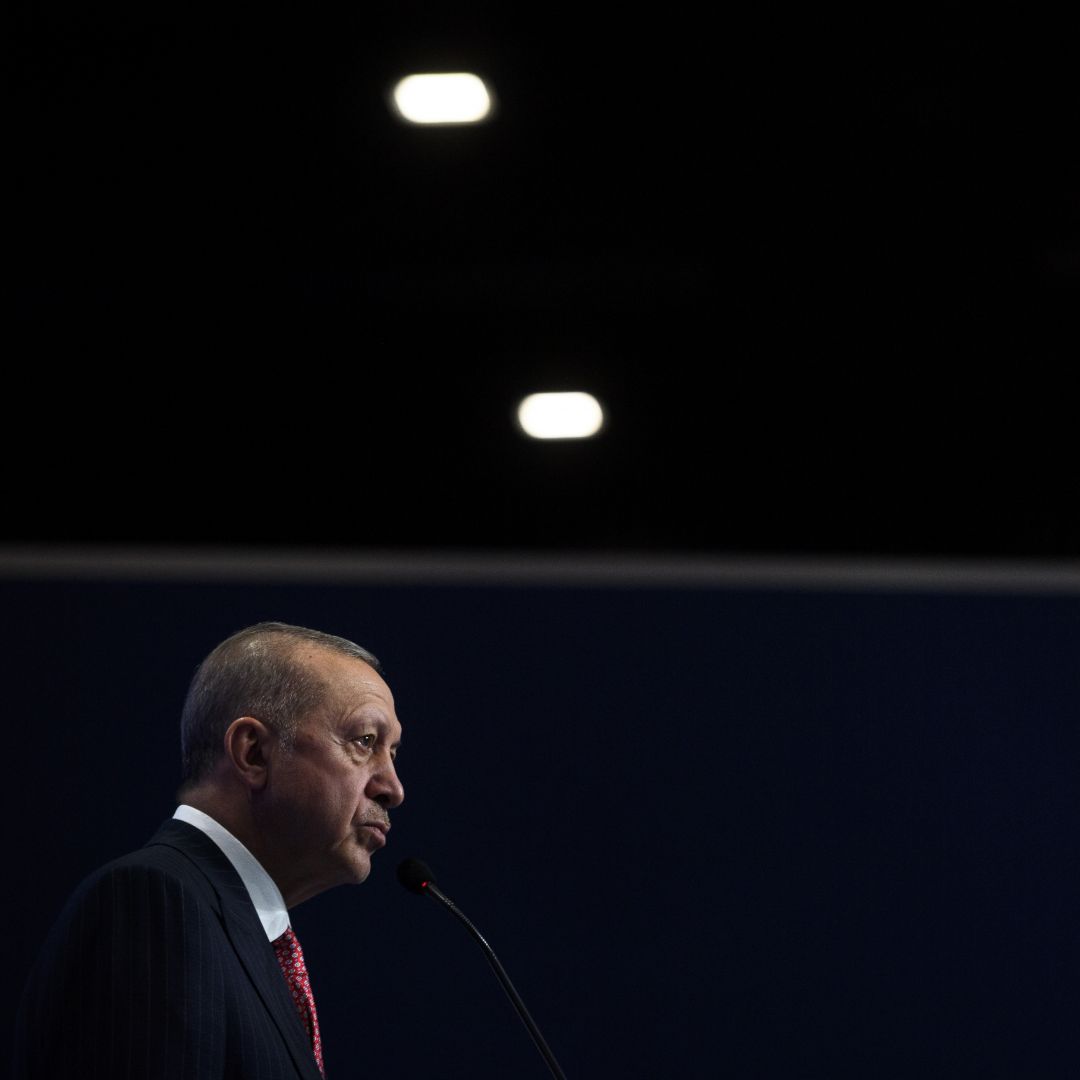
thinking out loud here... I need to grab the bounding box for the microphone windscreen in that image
[397,857,436,894]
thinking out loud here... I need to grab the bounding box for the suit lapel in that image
[146,819,326,1080]
[220,899,326,1080]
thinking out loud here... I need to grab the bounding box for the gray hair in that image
[178,621,383,793]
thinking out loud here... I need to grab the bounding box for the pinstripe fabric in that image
[13,820,326,1080]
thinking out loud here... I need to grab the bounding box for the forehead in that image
[305,646,400,729]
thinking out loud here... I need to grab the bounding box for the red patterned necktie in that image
[273,926,325,1077]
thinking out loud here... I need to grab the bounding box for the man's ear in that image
[222,716,274,790]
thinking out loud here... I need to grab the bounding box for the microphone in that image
[396,857,568,1080]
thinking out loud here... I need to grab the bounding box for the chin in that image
[350,852,373,883]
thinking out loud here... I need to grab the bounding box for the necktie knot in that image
[273,926,325,1077]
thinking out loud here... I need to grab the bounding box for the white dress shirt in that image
[173,804,290,940]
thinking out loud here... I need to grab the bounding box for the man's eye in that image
[356,734,377,748]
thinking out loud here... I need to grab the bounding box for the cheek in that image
[297,770,354,821]
[332,772,367,813]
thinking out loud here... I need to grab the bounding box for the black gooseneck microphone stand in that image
[398,858,568,1080]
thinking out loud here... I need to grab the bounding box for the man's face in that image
[259,647,405,907]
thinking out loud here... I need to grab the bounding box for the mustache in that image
[358,811,391,830]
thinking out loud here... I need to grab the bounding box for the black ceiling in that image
[10,8,1079,559]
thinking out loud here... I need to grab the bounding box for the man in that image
[13,621,404,1079]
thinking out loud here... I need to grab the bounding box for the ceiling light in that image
[516,392,605,440]
[391,73,492,124]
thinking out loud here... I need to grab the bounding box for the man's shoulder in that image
[67,817,238,919]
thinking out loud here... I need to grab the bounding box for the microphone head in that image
[397,857,436,895]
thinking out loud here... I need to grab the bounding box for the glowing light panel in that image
[392,73,492,124]
[516,392,605,440]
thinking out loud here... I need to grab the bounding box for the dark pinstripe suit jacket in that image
[13,818,326,1080]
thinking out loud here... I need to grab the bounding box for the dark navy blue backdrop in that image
[5,567,1079,1078]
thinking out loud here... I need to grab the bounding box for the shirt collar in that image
[173,804,290,940]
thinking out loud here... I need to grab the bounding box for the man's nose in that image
[369,756,405,809]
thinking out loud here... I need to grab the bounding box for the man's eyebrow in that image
[364,712,402,749]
